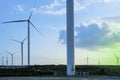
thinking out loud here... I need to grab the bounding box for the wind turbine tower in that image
[113,54,119,65]
[2,56,4,65]
[6,51,15,66]
[12,37,26,66]
[98,59,100,65]
[66,0,75,76]
[86,56,89,65]
[6,56,8,66]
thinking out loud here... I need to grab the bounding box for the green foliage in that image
[0,65,120,76]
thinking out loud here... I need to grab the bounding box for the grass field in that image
[0,65,120,76]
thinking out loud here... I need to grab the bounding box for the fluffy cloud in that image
[87,0,120,4]
[33,0,120,15]
[58,30,66,44]
[17,4,24,12]
[74,0,86,11]
[39,8,66,15]
[58,22,120,49]
[40,0,65,10]
[35,0,86,15]
[39,0,66,15]
[38,0,120,15]
[102,0,120,3]
[75,23,111,48]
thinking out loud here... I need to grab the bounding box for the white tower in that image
[2,56,4,65]
[66,0,75,76]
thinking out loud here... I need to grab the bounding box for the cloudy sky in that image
[0,0,120,65]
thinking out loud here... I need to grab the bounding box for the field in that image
[0,65,120,76]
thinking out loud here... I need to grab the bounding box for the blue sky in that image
[0,0,120,65]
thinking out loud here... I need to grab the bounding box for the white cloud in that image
[103,0,120,3]
[39,8,66,15]
[17,4,24,12]
[100,16,120,33]
[50,26,59,31]
[33,0,120,15]
[34,0,86,15]
[88,0,120,4]
[38,0,66,15]
[41,0,60,10]
[74,0,86,11]
[58,16,120,49]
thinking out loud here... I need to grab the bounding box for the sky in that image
[0,0,120,65]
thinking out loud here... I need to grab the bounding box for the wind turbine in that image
[98,59,100,65]
[11,37,26,66]
[5,51,15,66]
[66,0,75,76]
[113,54,119,65]
[2,1,43,65]
[83,56,89,65]
[80,57,89,65]
[86,56,89,65]
[6,56,8,66]
[2,56,4,65]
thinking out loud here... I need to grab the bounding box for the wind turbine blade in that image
[22,37,27,43]
[80,58,87,64]
[112,53,117,58]
[30,22,45,37]
[82,58,87,63]
[11,39,21,43]
[5,50,12,55]
[28,10,33,20]
[28,0,36,20]
[13,53,16,55]
[2,20,27,24]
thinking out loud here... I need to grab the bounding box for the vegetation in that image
[0,65,120,76]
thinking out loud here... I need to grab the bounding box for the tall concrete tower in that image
[66,0,75,76]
